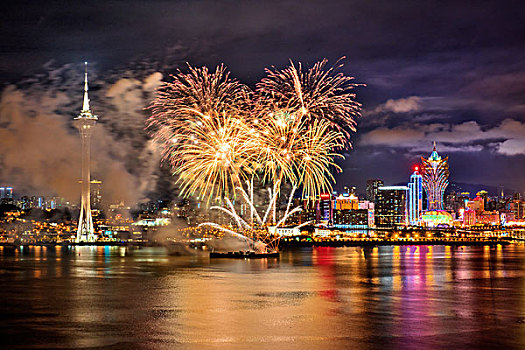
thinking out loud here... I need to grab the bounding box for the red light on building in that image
[414,166,419,172]
[320,193,330,200]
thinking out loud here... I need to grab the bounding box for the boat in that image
[210,250,280,259]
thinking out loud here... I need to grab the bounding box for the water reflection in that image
[0,245,524,348]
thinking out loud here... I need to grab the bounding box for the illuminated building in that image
[359,201,375,227]
[375,186,408,227]
[509,200,525,220]
[421,142,449,210]
[421,210,454,227]
[75,62,98,243]
[334,209,368,228]
[445,191,456,211]
[476,190,489,209]
[335,194,358,210]
[467,196,484,213]
[343,186,357,196]
[366,179,384,203]
[459,192,470,199]
[476,211,500,225]
[333,194,375,228]
[463,209,476,226]
[407,167,423,225]
[90,180,102,209]
[0,187,13,199]
[318,193,333,226]
[0,187,13,205]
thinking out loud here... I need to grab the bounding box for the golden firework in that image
[148,60,361,202]
[256,58,362,145]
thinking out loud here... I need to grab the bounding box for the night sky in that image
[1,0,524,201]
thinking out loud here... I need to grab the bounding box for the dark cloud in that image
[0,63,167,204]
[0,0,524,198]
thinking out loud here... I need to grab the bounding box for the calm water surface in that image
[1,244,525,349]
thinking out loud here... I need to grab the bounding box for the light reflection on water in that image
[0,245,525,349]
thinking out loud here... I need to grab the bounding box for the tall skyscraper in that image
[0,187,12,199]
[421,142,449,210]
[0,187,13,205]
[366,179,384,203]
[407,167,423,225]
[318,193,333,226]
[75,63,98,243]
[90,180,102,209]
[375,186,408,227]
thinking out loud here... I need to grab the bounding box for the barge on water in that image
[210,251,279,259]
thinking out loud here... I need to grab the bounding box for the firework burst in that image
[256,114,344,199]
[148,64,251,126]
[256,57,362,145]
[170,110,257,200]
[148,59,361,203]
[147,65,255,201]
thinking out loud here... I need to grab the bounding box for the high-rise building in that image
[407,167,423,225]
[318,193,333,226]
[358,201,375,228]
[477,190,489,209]
[467,195,484,213]
[333,194,375,228]
[510,200,525,220]
[75,62,98,243]
[375,186,408,227]
[0,187,12,199]
[366,179,384,203]
[90,180,102,209]
[463,209,476,226]
[0,187,13,204]
[421,142,449,210]
[334,208,368,227]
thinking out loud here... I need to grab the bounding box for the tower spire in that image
[75,61,98,243]
[82,61,90,112]
[433,140,437,151]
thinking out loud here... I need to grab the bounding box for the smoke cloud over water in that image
[0,62,165,205]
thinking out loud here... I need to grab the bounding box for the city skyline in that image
[1,3,524,349]
[0,147,520,205]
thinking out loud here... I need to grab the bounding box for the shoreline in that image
[279,239,511,248]
[0,239,513,248]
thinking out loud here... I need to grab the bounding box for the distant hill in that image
[447,182,517,198]
[393,182,519,197]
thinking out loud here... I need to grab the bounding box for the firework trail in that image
[199,182,305,252]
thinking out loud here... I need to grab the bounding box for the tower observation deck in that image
[75,62,98,242]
